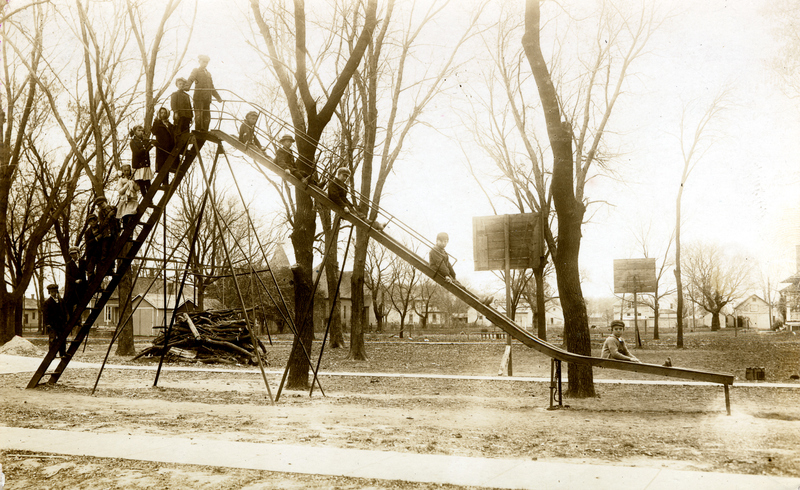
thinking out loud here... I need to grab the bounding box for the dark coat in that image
[170,89,193,121]
[65,258,87,305]
[130,136,152,170]
[429,246,455,280]
[187,67,221,104]
[327,178,352,209]
[152,118,175,170]
[238,123,262,148]
[275,146,294,170]
[84,223,101,257]
[42,296,66,332]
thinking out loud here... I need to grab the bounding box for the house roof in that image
[781,273,800,284]
[733,294,767,311]
[313,267,371,301]
[23,297,39,310]
[134,293,194,310]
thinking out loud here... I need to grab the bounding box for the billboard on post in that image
[613,258,657,294]
[473,213,542,271]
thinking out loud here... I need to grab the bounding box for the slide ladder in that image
[27,133,201,388]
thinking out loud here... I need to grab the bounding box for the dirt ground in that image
[2,331,800,489]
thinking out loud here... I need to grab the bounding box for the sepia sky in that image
[169,0,800,300]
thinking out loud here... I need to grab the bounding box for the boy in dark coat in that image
[239,111,264,152]
[84,214,101,283]
[428,232,492,305]
[64,246,87,314]
[186,55,221,131]
[327,167,358,215]
[43,284,67,357]
[429,232,458,284]
[275,134,296,173]
[170,77,193,135]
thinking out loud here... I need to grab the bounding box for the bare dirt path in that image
[2,331,799,488]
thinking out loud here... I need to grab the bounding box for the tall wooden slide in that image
[211,127,734,414]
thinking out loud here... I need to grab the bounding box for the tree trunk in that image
[535,265,546,340]
[349,230,369,359]
[675,187,685,348]
[13,295,23,338]
[523,0,594,397]
[115,260,135,356]
[287,180,316,390]
[653,302,660,340]
[711,311,721,331]
[319,209,344,348]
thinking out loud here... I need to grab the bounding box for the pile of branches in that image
[133,309,267,365]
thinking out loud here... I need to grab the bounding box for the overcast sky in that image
[169,0,800,301]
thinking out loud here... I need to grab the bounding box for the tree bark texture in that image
[523,0,594,397]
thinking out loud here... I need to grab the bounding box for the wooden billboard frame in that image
[613,258,657,294]
[473,213,542,272]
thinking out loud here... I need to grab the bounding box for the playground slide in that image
[211,129,734,388]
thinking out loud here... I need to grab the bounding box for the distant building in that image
[779,245,800,330]
[732,294,773,330]
[467,303,563,331]
[101,292,196,336]
[22,296,39,329]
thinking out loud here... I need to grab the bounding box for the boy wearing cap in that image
[43,284,67,357]
[601,320,640,362]
[275,134,296,173]
[64,246,87,314]
[170,78,193,135]
[186,55,222,131]
[429,232,459,285]
[239,111,265,153]
[327,167,359,215]
[428,232,492,305]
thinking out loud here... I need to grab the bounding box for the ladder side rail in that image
[27,137,196,388]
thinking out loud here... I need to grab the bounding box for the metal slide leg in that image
[548,358,563,410]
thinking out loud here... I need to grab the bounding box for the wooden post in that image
[633,278,642,348]
[724,384,731,416]
[504,215,512,376]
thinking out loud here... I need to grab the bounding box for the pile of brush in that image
[133,309,267,365]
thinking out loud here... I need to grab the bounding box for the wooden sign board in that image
[613,258,657,294]
[473,213,542,271]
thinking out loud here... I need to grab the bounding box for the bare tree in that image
[412,278,440,330]
[365,240,392,333]
[673,93,727,346]
[522,0,659,396]
[167,167,250,310]
[249,0,377,389]
[630,222,675,339]
[344,0,484,359]
[0,3,86,342]
[682,242,753,331]
[463,5,553,338]
[388,253,421,339]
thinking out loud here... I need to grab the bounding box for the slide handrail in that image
[210,128,734,387]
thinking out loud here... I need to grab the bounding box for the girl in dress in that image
[129,124,153,195]
[116,164,139,225]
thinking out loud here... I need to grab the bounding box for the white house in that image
[733,294,773,330]
[467,303,563,331]
[101,293,196,336]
